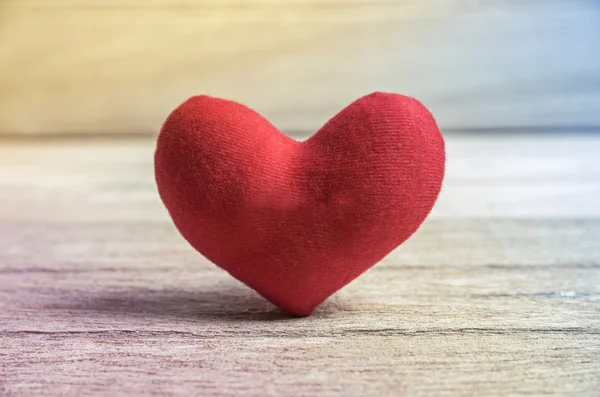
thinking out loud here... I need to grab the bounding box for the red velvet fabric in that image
[155,92,445,316]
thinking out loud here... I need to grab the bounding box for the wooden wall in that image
[1,0,599,135]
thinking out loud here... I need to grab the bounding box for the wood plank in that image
[1,0,599,135]
[1,134,599,395]
[1,133,599,221]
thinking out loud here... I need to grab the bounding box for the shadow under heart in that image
[47,282,350,322]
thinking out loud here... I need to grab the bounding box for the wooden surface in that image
[1,133,599,396]
[1,0,600,135]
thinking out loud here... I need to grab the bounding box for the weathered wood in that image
[1,133,600,396]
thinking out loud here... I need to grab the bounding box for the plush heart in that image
[155,92,445,316]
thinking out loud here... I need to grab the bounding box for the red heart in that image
[155,92,445,316]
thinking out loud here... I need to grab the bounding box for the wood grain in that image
[1,133,599,396]
[1,0,600,135]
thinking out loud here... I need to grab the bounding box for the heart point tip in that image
[277,303,319,318]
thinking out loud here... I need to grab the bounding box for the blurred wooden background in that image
[1,0,599,135]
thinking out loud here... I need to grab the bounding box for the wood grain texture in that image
[1,133,599,396]
[1,0,600,135]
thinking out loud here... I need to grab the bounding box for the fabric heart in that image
[155,92,445,316]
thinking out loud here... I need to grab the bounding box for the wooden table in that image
[1,133,599,396]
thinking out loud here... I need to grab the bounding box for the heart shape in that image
[155,92,445,316]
